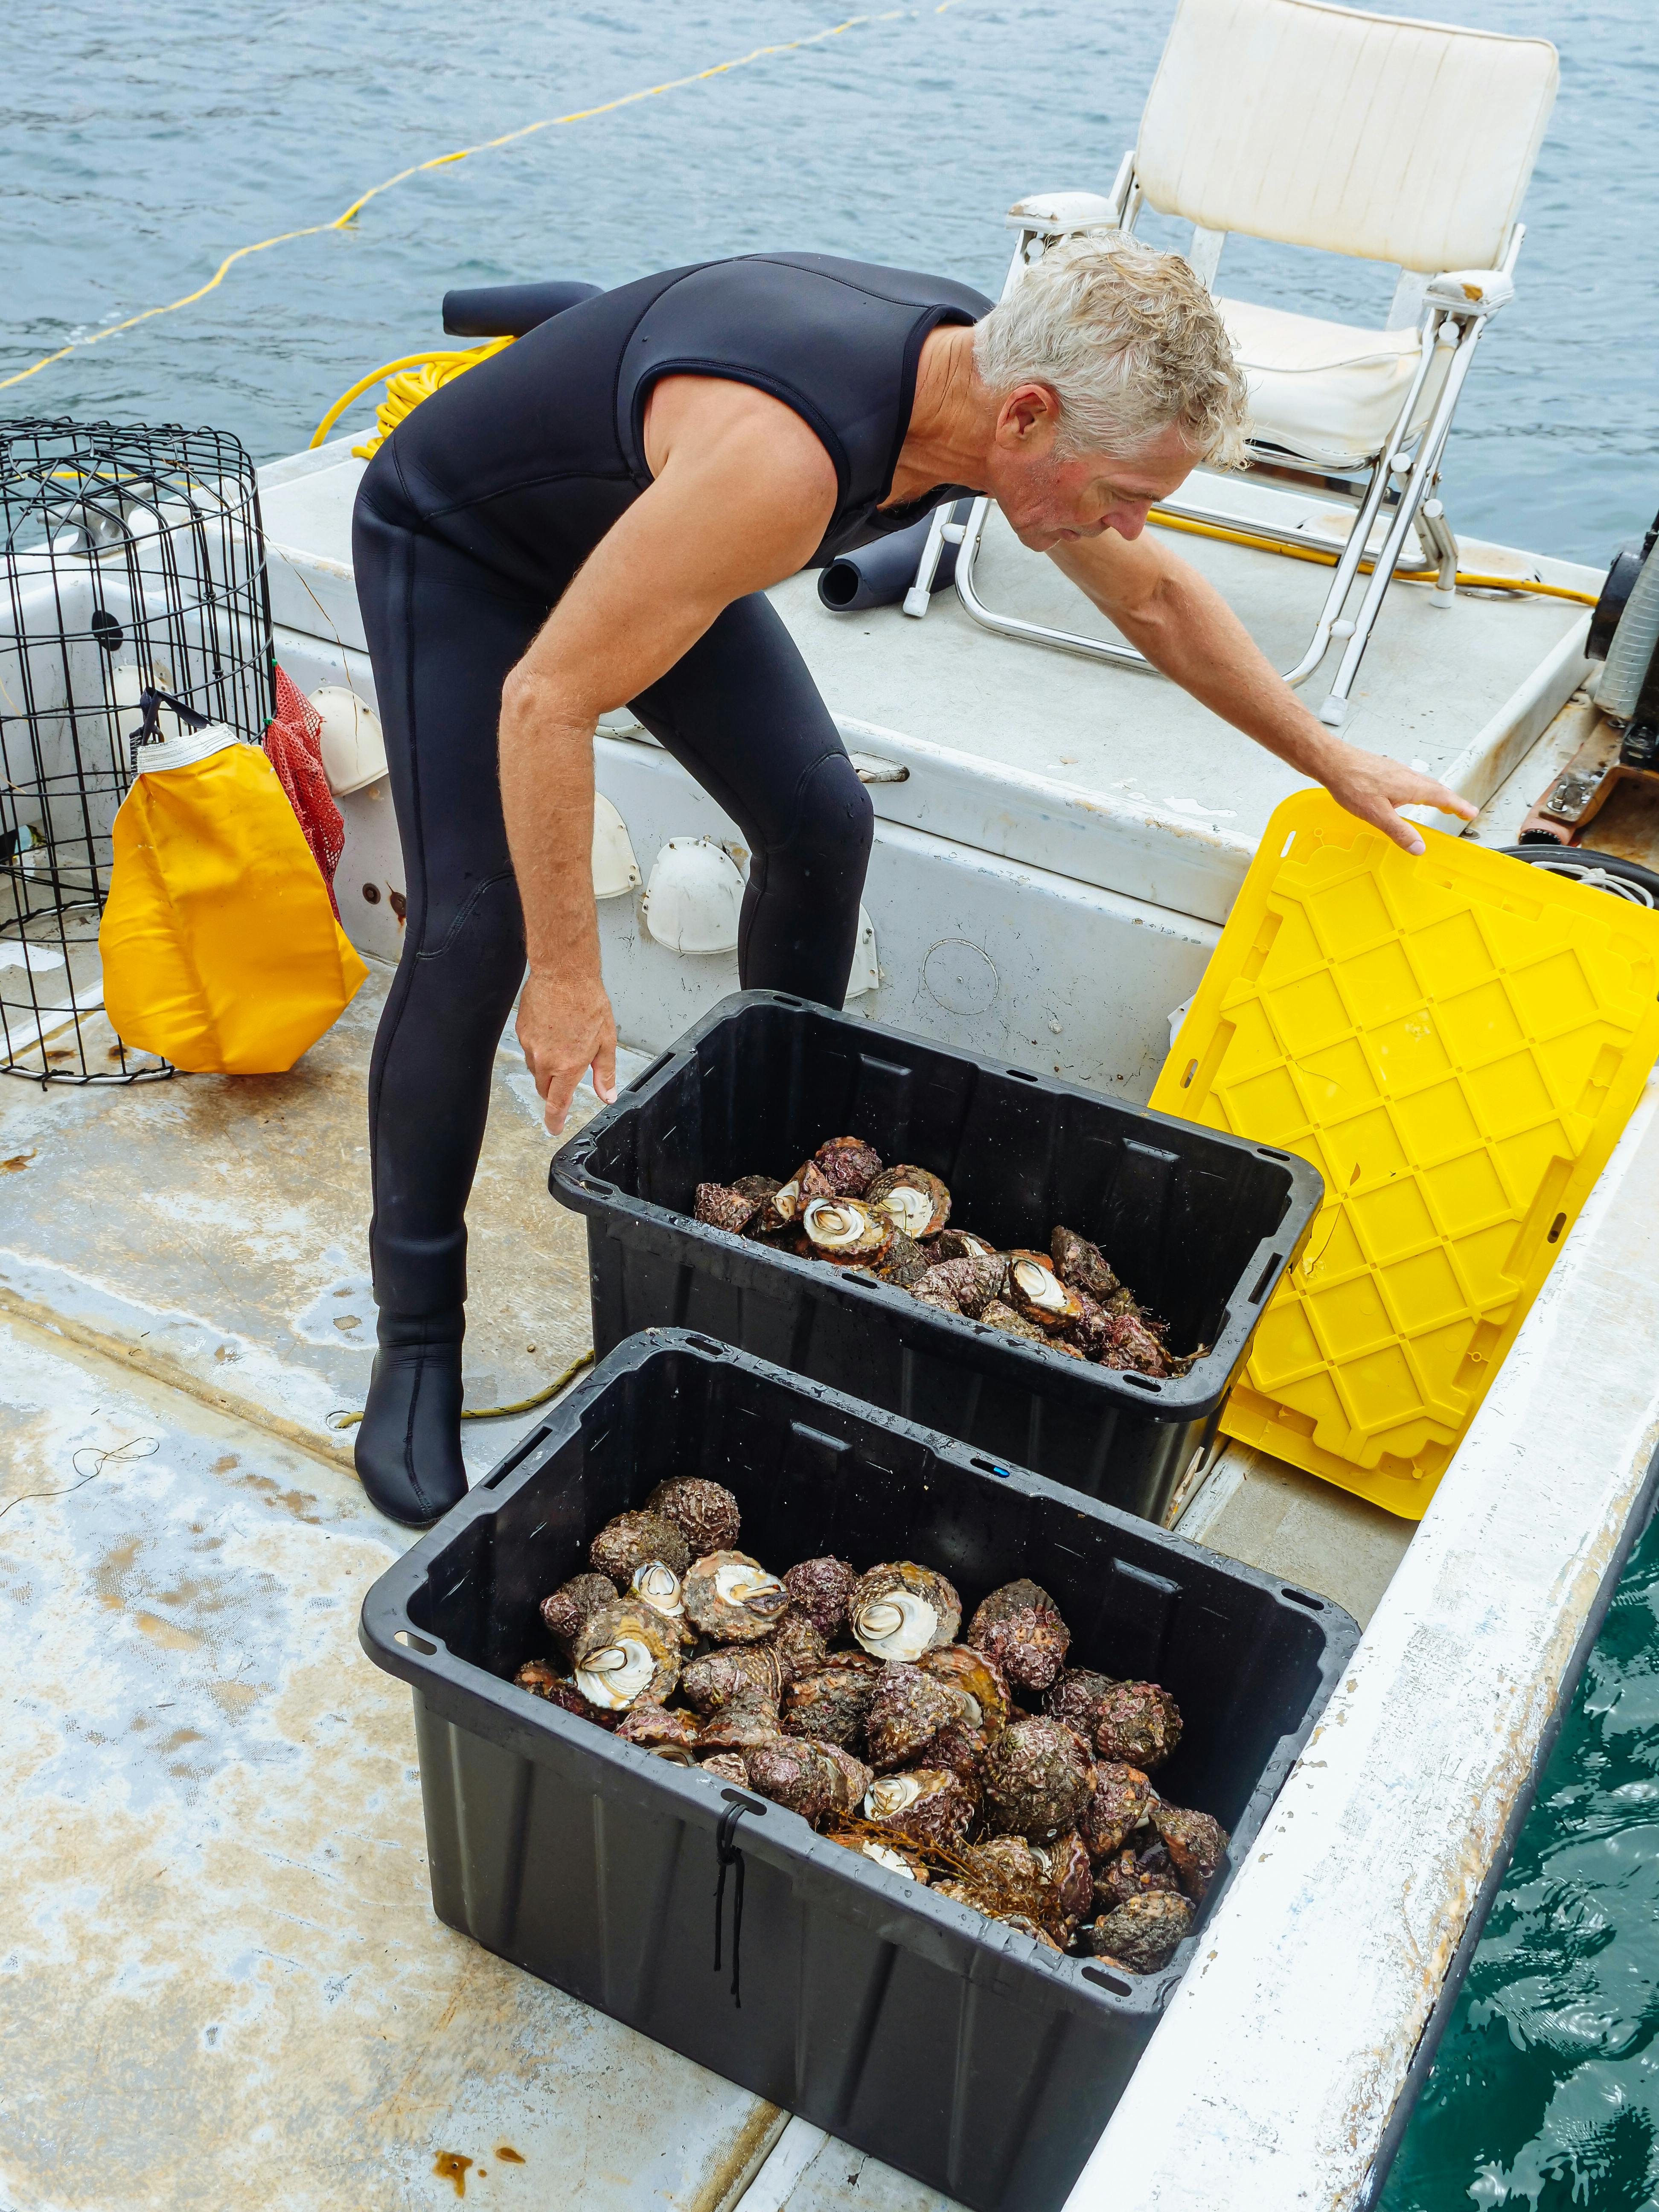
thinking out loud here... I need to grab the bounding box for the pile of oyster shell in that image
[515,1475,1227,1974]
[689,1135,1200,1379]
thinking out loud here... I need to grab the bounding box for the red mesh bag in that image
[263,666,345,917]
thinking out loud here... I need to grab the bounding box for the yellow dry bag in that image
[100,712,367,1074]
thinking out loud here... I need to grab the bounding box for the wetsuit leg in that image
[629,591,875,1004]
[350,492,545,1523]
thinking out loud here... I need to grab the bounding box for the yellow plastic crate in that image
[1149,790,1659,1518]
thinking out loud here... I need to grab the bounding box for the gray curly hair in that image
[973,233,1248,468]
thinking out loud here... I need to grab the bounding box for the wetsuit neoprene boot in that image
[354,1311,469,1528]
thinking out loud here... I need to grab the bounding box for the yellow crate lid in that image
[1149,790,1659,1519]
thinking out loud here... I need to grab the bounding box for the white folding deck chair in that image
[924,0,1558,727]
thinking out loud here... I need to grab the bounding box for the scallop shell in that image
[966,1578,1071,1693]
[514,1659,612,1724]
[813,1135,883,1195]
[1079,1761,1154,1862]
[865,1165,951,1241]
[643,1475,742,1557]
[570,1600,681,1712]
[864,1663,956,1772]
[696,1686,783,1752]
[861,1766,975,1850]
[615,1703,701,1752]
[1091,1680,1183,1772]
[926,1228,996,1261]
[801,1196,890,1264]
[923,1254,1008,1317]
[1050,1225,1119,1304]
[1083,1891,1193,1974]
[781,1556,856,1639]
[981,1717,1096,1841]
[849,1562,961,1662]
[539,1572,619,1650]
[1006,1257,1084,1333]
[1150,1802,1229,1902]
[695,1182,760,1234]
[589,1510,690,1587]
[680,1642,788,1714]
[683,1550,790,1642]
[746,1737,868,1821]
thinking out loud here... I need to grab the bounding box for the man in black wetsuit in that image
[350,241,1474,1525]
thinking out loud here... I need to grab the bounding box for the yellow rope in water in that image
[327,1346,595,1431]
[2,7,967,394]
[1146,506,1599,605]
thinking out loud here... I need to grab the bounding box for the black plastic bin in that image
[551,992,1322,1522]
[360,1331,1357,2212]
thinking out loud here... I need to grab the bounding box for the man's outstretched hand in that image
[517,965,618,1138]
[1320,745,1478,856]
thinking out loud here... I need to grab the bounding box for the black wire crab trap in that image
[0,417,274,1083]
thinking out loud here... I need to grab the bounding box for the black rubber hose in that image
[817,499,972,613]
[441,279,602,339]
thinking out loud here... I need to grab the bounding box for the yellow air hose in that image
[313,353,1598,608]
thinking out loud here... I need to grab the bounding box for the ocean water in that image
[7,5,1659,2203]
[2,0,1656,564]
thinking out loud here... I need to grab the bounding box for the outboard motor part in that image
[818,500,973,614]
[441,279,602,340]
[1591,505,1659,768]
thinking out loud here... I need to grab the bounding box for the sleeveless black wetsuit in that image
[351,253,992,1461]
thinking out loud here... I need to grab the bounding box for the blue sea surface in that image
[7,6,1659,2202]
[2,0,1655,563]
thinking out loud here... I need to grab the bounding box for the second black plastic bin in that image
[552,992,1322,1521]
[360,1332,1357,2212]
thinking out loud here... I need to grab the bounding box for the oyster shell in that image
[918,1645,1013,1737]
[876,1228,932,1288]
[760,1160,835,1234]
[1049,1342,1087,1360]
[747,1737,870,1821]
[1043,1667,1117,1737]
[849,1562,961,1662]
[782,1656,881,1745]
[1083,1891,1193,1974]
[967,1579,1071,1693]
[514,1658,613,1724]
[924,1254,1008,1318]
[733,1172,783,1207]
[695,1182,759,1235]
[1101,1312,1171,1379]
[643,1475,742,1557]
[861,1767,975,1851]
[813,1135,883,1195]
[782,1555,856,1639]
[827,1829,929,1883]
[1094,1839,1182,1916]
[978,1298,1046,1343]
[589,1510,691,1586]
[680,1642,788,1714]
[982,1717,1097,1840]
[1066,1291,1110,1360]
[696,1686,783,1752]
[801,1196,890,1265]
[570,1600,681,1712]
[684,1550,790,1642]
[771,1606,830,1679]
[1092,1681,1183,1772]
[1079,1760,1154,1861]
[1150,1802,1229,1901]
[910,1284,962,1317]
[1007,1256,1084,1333]
[1050,1225,1119,1304]
[1002,1248,1054,1273]
[864,1663,956,1771]
[865,1165,951,1241]
[699,1750,752,1786]
[927,1717,992,1781]
[539,1572,619,1650]
[615,1703,701,1752]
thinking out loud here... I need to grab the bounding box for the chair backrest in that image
[1135,0,1557,274]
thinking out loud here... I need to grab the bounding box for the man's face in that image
[983,391,1197,552]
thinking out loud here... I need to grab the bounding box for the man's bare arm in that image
[1049,527,1477,854]
[499,378,836,1134]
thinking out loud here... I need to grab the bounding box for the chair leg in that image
[1317,319,1486,727]
[902,504,954,620]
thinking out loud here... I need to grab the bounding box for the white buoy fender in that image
[309,685,388,796]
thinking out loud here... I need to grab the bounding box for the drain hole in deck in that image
[1281,1587,1324,1612]
[394,1629,437,1654]
[1547,1211,1567,1244]
[1083,1965,1132,1997]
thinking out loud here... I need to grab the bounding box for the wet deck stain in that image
[495,2146,525,2164]
[2,1151,36,1172]
[434,2151,472,2196]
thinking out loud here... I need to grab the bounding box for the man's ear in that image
[995,382,1060,447]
